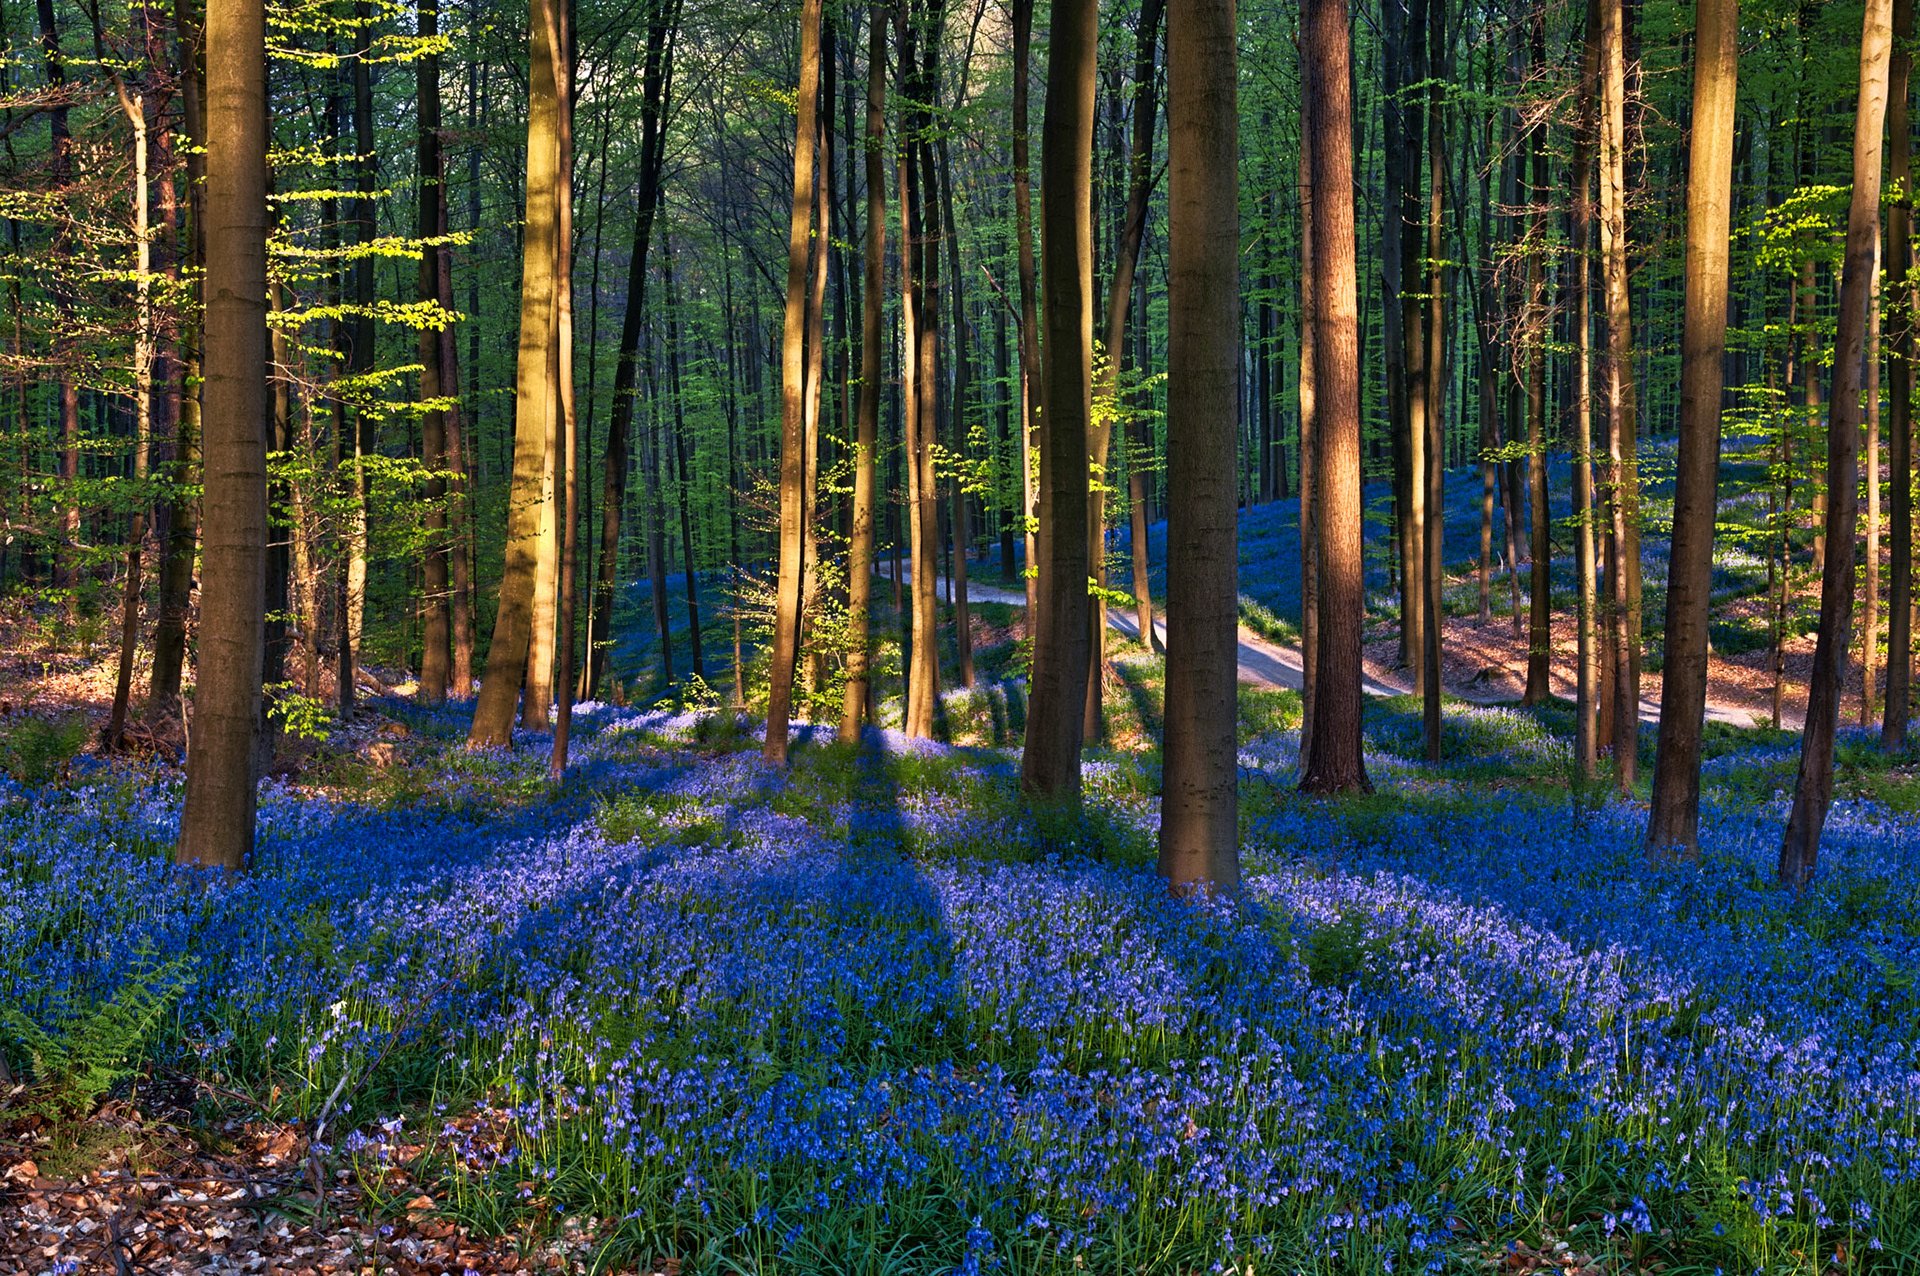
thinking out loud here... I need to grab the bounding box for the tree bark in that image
[763,0,825,764]
[1018,0,1096,801]
[1647,0,1738,852]
[1011,0,1039,619]
[1523,10,1551,707]
[1157,0,1239,892]
[1599,0,1640,785]
[176,0,266,869]
[1886,0,1916,749]
[840,4,886,742]
[1782,0,1893,888]
[416,0,451,704]
[1299,0,1371,795]
[467,0,566,747]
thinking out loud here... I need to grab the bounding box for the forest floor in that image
[5,592,1920,1273]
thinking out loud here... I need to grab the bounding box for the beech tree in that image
[176,0,267,869]
[1781,0,1894,889]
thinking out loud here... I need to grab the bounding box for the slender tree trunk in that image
[1088,0,1163,738]
[763,0,824,764]
[107,85,156,750]
[1782,0,1893,888]
[1298,130,1319,766]
[1571,0,1601,778]
[664,231,703,678]
[1523,10,1551,706]
[841,5,886,742]
[1300,0,1371,795]
[1012,0,1039,619]
[176,0,266,869]
[586,0,674,697]
[416,0,451,704]
[1599,0,1639,785]
[467,0,566,747]
[1865,235,1883,726]
[1647,0,1737,852]
[1158,0,1239,891]
[1018,0,1096,801]
[549,7,579,776]
[1420,0,1447,760]
[937,131,977,689]
[1885,0,1916,749]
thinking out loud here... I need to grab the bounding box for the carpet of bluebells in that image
[4,692,1920,1273]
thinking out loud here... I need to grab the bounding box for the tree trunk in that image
[1299,0,1371,795]
[1012,0,1039,619]
[1782,0,1893,888]
[176,0,267,869]
[1523,10,1551,707]
[840,5,885,742]
[1599,0,1640,785]
[1157,0,1240,892]
[1298,131,1319,767]
[762,0,824,764]
[587,0,674,697]
[416,0,451,705]
[1018,0,1096,801]
[467,0,566,747]
[1646,0,1737,852]
[1420,0,1447,760]
[548,4,578,777]
[1886,0,1915,749]
[1570,0,1601,778]
[1089,0,1163,738]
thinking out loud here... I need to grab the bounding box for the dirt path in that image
[908,571,1767,729]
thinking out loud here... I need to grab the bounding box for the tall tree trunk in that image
[416,0,451,704]
[1570,0,1601,778]
[898,4,941,738]
[664,230,703,678]
[1011,0,1039,618]
[1089,0,1163,737]
[840,5,886,743]
[176,0,266,869]
[1885,0,1916,749]
[1298,130,1319,766]
[1647,0,1737,852]
[1522,10,1551,707]
[107,82,158,751]
[1782,0,1893,888]
[1018,0,1096,801]
[548,5,578,776]
[147,0,199,713]
[762,0,824,765]
[467,0,566,747]
[1420,0,1447,760]
[1157,0,1239,892]
[586,0,674,697]
[1864,236,1883,725]
[342,0,377,715]
[1300,0,1371,795]
[1599,0,1640,785]
[937,132,977,689]
[35,0,81,618]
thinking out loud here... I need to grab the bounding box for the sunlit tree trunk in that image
[107,84,156,750]
[1420,0,1447,761]
[840,6,886,743]
[1157,0,1239,892]
[1885,0,1916,749]
[1298,131,1319,768]
[1087,0,1163,739]
[468,0,566,748]
[176,0,266,869]
[549,6,579,777]
[1782,0,1893,888]
[763,0,824,765]
[1599,0,1640,786]
[1570,0,1600,778]
[1647,0,1737,853]
[1012,0,1039,619]
[1019,0,1096,801]
[1299,0,1371,795]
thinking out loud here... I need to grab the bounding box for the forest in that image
[2,0,1919,1268]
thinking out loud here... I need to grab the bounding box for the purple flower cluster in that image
[2,700,1915,1270]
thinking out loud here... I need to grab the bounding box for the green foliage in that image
[0,713,91,786]
[2,955,194,1120]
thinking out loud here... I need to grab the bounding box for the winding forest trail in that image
[902,569,1764,729]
